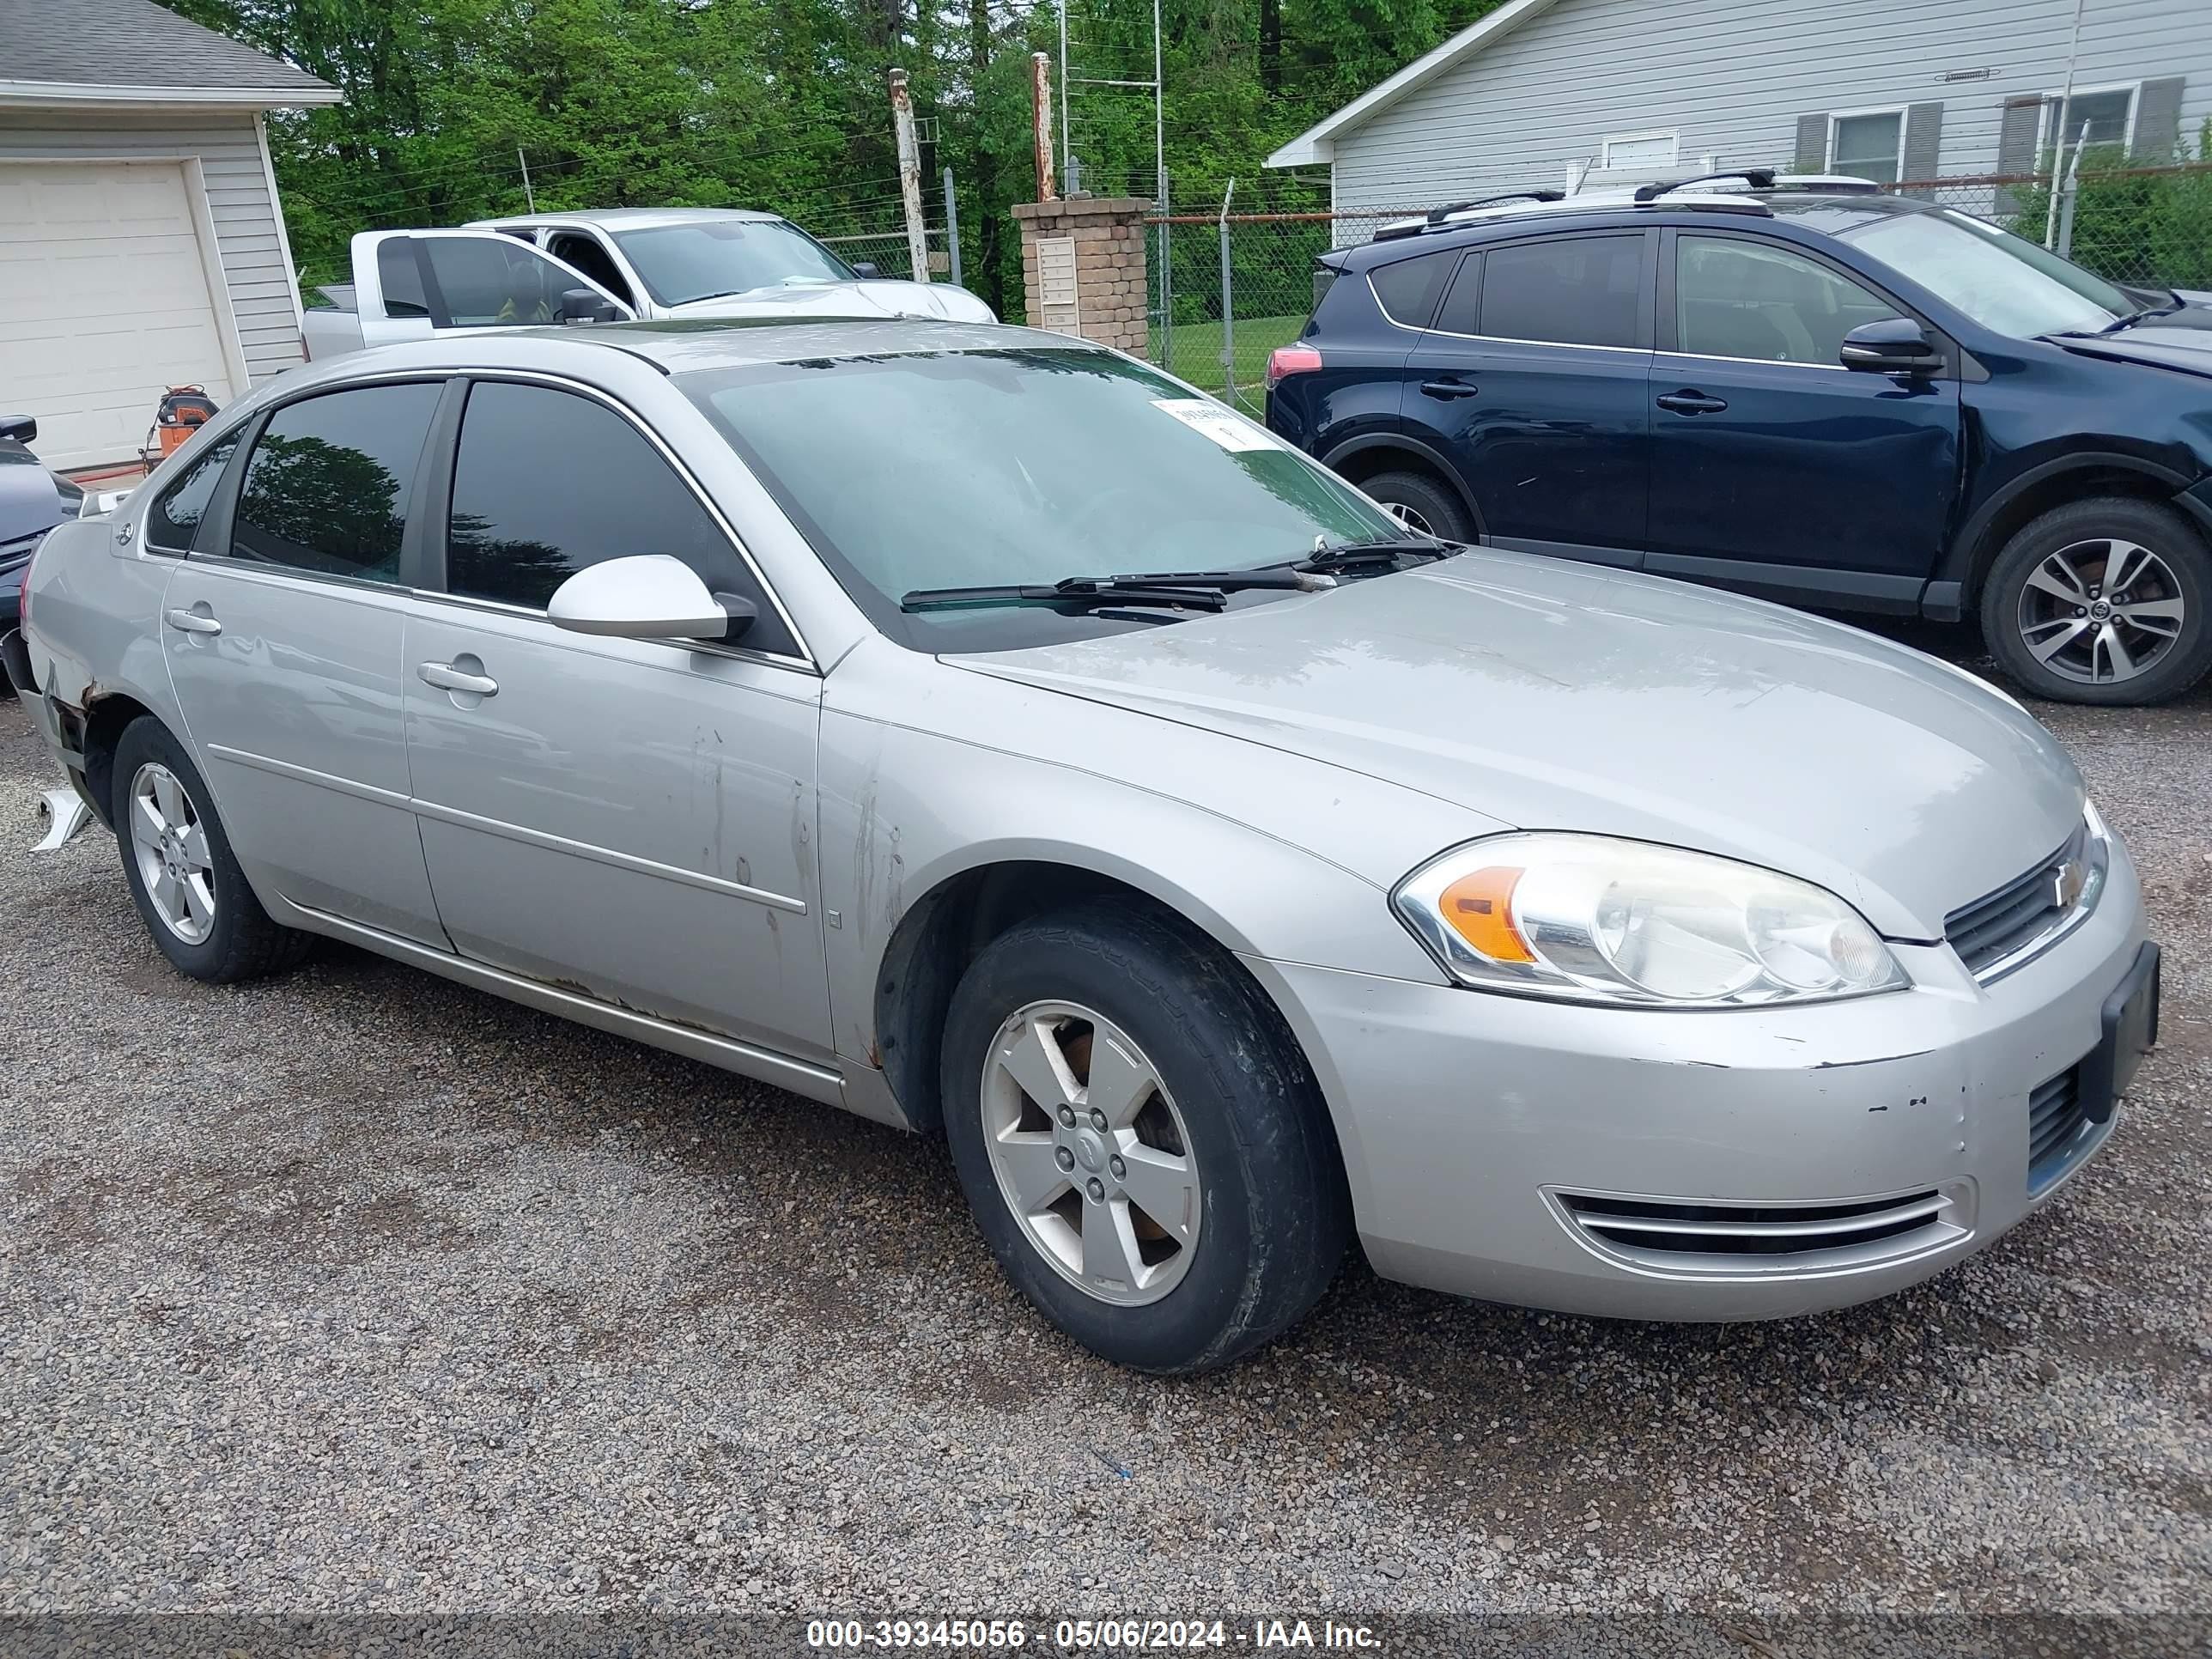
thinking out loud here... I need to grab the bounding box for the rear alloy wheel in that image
[940,902,1349,1374]
[110,716,314,983]
[1982,498,2211,705]
[1358,469,1474,544]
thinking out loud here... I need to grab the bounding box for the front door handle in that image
[417,661,498,697]
[164,606,222,636]
[1656,392,1729,416]
[1420,378,1480,400]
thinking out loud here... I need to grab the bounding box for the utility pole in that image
[943,167,963,288]
[890,70,931,282]
[518,146,536,213]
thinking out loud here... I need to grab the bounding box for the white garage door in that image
[0,160,239,471]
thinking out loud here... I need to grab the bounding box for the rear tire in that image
[1980,497,2212,705]
[939,902,1349,1374]
[1359,469,1474,543]
[111,717,313,983]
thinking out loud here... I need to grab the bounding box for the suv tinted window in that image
[1480,234,1643,348]
[144,434,240,553]
[231,382,441,582]
[1369,251,1455,328]
[1675,234,1900,365]
[547,232,635,306]
[444,380,794,654]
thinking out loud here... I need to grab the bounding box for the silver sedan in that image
[9,320,2159,1372]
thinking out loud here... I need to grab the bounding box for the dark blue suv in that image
[1266,173,2212,705]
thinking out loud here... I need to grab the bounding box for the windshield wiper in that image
[901,576,1252,613]
[2092,290,2187,333]
[1289,534,1458,573]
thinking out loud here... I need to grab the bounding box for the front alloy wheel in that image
[1983,497,2212,706]
[2014,538,2185,687]
[980,1000,1200,1305]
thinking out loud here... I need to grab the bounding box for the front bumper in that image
[1245,836,2150,1321]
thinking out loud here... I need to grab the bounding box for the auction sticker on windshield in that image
[1153,398,1278,453]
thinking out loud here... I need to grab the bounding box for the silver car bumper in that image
[1246,837,2149,1321]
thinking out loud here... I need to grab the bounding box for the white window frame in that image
[2040,81,2140,152]
[1600,128,1679,169]
[1826,106,1907,181]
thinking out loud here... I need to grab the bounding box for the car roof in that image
[1345,184,1947,267]
[469,206,791,233]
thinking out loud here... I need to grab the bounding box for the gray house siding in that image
[0,106,303,383]
[1325,0,2212,218]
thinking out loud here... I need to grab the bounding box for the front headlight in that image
[1392,833,1909,1008]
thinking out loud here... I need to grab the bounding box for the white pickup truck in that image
[301,207,993,359]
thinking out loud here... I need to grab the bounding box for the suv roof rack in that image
[1763,173,1883,194]
[1634,168,1777,202]
[1373,190,1566,240]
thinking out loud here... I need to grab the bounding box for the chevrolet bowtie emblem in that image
[2051,859,2087,911]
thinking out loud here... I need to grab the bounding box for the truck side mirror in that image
[560,289,622,325]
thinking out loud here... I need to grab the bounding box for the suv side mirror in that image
[850,262,883,280]
[0,414,36,445]
[1839,318,1942,376]
[548,555,727,639]
[560,288,622,325]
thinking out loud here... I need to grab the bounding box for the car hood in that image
[664,280,995,324]
[0,440,75,550]
[2051,298,2212,378]
[946,552,2085,940]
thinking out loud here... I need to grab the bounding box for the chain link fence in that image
[1148,162,2212,410]
[814,227,957,284]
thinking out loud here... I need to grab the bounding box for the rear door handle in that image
[1420,379,1480,400]
[417,661,498,697]
[1656,392,1729,415]
[164,607,222,636]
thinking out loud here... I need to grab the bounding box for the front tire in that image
[1980,497,2212,705]
[939,902,1349,1374]
[111,717,313,983]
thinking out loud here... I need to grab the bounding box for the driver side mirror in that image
[850,262,883,280]
[560,288,623,325]
[0,414,36,445]
[548,555,728,640]
[1838,318,1942,376]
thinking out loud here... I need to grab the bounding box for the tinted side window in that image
[144,434,240,553]
[1369,250,1455,328]
[1675,234,1902,365]
[445,381,795,654]
[377,240,430,319]
[1480,235,1643,348]
[230,383,442,583]
[419,238,573,327]
[1432,252,1483,334]
[547,232,635,306]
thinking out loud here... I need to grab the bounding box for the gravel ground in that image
[2,628,2209,1634]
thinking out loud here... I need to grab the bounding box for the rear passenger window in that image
[377,240,430,319]
[443,380,796,654]
[144,434,239,554]
[419,237,574,327]
[230,383,442,583]
[1369,251,1455,328]
[1479,234,1644,348]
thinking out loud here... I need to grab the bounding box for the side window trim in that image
[1425,228,1656,351]
[428,372,817,672]
[192,373,454,591]
[1656,227,1953,373]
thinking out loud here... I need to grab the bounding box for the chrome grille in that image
[1946,824,2087,978]
[1556,1187,1966,1274]
[2028,1066,2094,1192]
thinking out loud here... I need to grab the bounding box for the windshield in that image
[1833,208,2135,337]
[683,347,1399,647]
[611,220,856,307]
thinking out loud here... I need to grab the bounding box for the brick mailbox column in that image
[1012,196,1150,353]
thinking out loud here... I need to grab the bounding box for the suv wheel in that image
[1982,497,2212,705]
[939,902,1349,1374]
[1359,470,1474,543]
[112,717,314,982]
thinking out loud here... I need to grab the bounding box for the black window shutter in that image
[2133,77,2185,161]
[1900,102,1944,191]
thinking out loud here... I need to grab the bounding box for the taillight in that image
[1265,343,1323,390]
